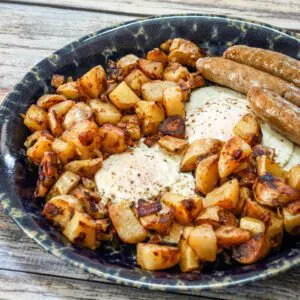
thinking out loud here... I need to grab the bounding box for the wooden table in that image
[0,1,299,299]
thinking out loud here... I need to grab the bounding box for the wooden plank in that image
[3,0,300,31]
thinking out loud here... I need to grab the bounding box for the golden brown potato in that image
[37,94,67,109]
[161,193,203,225]
[195,154,219,195]
[179,239,200,272]
[146,48,168,67]
[57,81,80,100]
[250,144,275,166]
[266,214,283,248]
[180,138,224,172]
[288,165,300,191]
[77,65,107,99]
[162,86,185,117]
[80,196,108,220]
[137,243,180,271]
[203,179,240,210]
[99,124,128,154]
[283,204,300,235]
[27,136,53,164]
[109,81,141,110]
[216,226,252,248]
[51,74,64,88]
[52,138,77,164]
[256,155,287,179]
[218,136,252,178]
[24,130,54,149]
[124,69,151,96]
[135,100,165,135]
[160,39,173,52]
[141,80,178,102]
[188,72,205,89]
[63,102,93,129]
[109,201,148,244]
[61,120,101,159]
[157,135,187,153]
[163,62,189,82]
[160,222,183,244]
[168,38,202,67]
[240,217,265,235]
[64,158,103,178]
[233,113,262,146]
[24,104,48,132]
[117,114,141,141]
[138,58,164,80]
[158,115,185,139]
[232,186,251,216]
[81,177,96,190]
[116,54,139,76]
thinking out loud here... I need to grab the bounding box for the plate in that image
[0,14,299,292]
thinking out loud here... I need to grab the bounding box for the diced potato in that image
[180,138,224,172]
[63,102,93,129]
[215,226,252,248]
[138,58,164,80]
[64,158,102,178]
[81,196,107,220]
[57,81,80,100]
[188,72,205,89]
[163,62,189,82]
[51,74,64,88]
[77,65,107,99]
[137,243,180,271]
[160,222,183,244]
[116,54,139,76]
[63,210,98,250]
[195,154,219,195]
[266,215,283,248]
[160,39,173,52]
[161,193,203,225]
[288,165,300,191]
[24,104,48,132]
[109,201,148,243]
[117,115,141,141]
[135,101,165,135]
[218,136,251,178]
[88,99,121,126]
[109,81,141,110]
[99,124,128,154]
[24,130,54,149]
[52,138,76,164]
[61,120,101,159]
[146,48,168,67]
[233,113,262,146]
[250,144,275,166]
[158,135,187,153]
[240,217,265,235]
[203,179,240,211]
[179,239,200,272]
[81,177,95,190]
[257,155,287,179]
[37,94,67,109]
[283,206,300,235]
[158,115,185,139]
[141,80,178,102]
[27,136,53,164]
[232,187,250,216]
[162,86,185,117]
[124,69,151,96]
[188,224,217,262]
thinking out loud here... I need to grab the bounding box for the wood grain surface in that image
[0,1,299,299]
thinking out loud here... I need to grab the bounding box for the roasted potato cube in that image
[109,201,148,244]
[188,72,205,89]
[116,54,139,76]
[138,58,164,80]
[64,158,102,178]
[27,136,53,164]
[253,173,300,207]
[81,177,95,190]
[51,74,64,88]
[158,135,187,153]
[266,214,283,248]
[216,226,252,248]
[77,65,107,99]
[99,124,128,154]
[240,217,265,235]
[81,196,107,220]
[160,39,173,52]
[283,205,300,235]
[180,138,224,172]
[257,155,287,179]
[233,113,262,146]
[162,86,185,117]
[203,179,240,210]
[232,186,251,216]
[141,80,178,102]
[288,165,300,191]
[218,136,251,178]
[158,115,185,139]
[135,101,165,135]
[137,243,180,271]
[124,69,151,96]
[61,120,101,159]
[250,144,275,166]
[179,239,200,273]
[195,154,219,195]
[146,48,168,67]
[168,38,202,67]
[160,222,183,244]
[57,81,80,100]
[117,115,141,141]
[24,104,48,132]
[161,193,203,225]
[24,130,54,149]
[163,62,189,82]
[63,210,98,250]
[37,94,66,109]
[63,102,93,129]
[52,138,76,164]
[109,81,141,110]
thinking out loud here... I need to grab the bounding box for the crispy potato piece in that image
[141,80,178,102]
[116,54,139,76]
[109,81,141,110]
[137,243,180,271]
[27,136,53,164]
[99,124,128,154]
[160,39,173,52]
[161,193,203,225]
[77,65,107,99]
[57,81,80,100]
[24,104,48,132]
[163,62,189,82]
[233,113,262,146]
[216,226,251,248]
[81,196,107,220]
[240,217,265,235]
[63,102,93,129]
[158,115,185,139]
[37,94,66,109]
[180,138,224,172]
[160,222,183,244]
[106,59,124,82]
[146,48,168,67]
[288,165,300,191]
[168,38,202,67]
[266,214,283,248]
[117,114,141,141]
[162,86,185,117]
[124,69,151,96]
[232,187,251,216]
[64,158,102,178]
[188,72,205,89]
[158,135,187,153]
[250,144,275,166]
[51,74,64,88]
[24,130,54,149]
[179,239,200,272]
[135,101,165,135]
[109,201,148,244]
[81,177,95,190]
[203,179,240,210]
[257,155,287,179]
[233,164,257,189]
[52,138,76,164]
[195,154,219,195]
[233,233,270,264]
[283,204,300,235]
[61,120,101,159]
[138,58,164,80]
[253,173,300,207]
[188,224,217,262]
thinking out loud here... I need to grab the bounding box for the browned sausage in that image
[247,87,300,145]
[196,57,300,107]
[224,45,300,88]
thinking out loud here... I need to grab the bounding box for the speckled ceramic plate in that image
[0,14,299,292]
